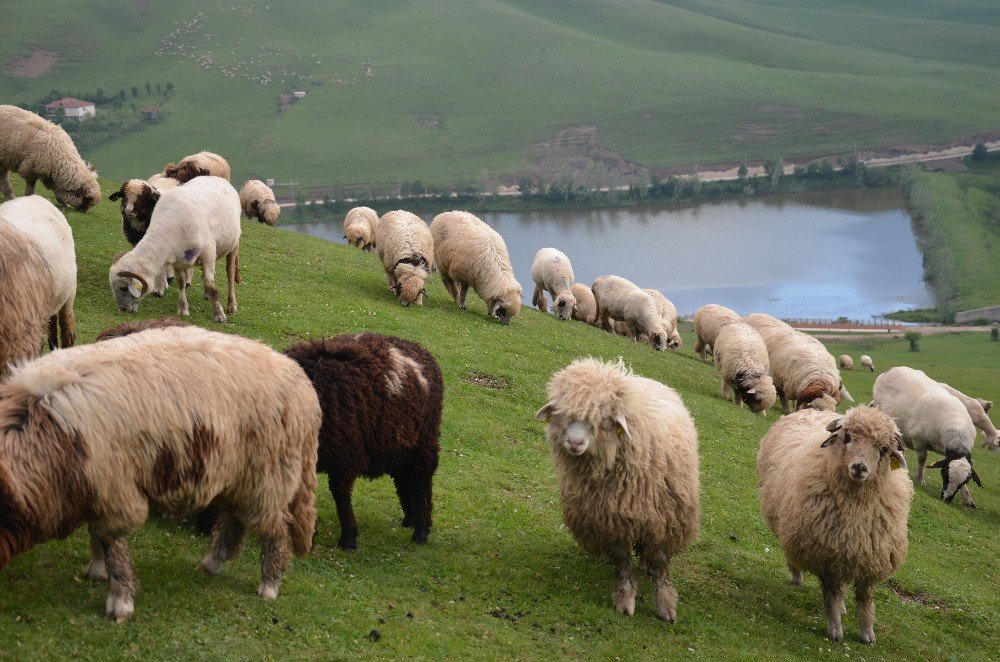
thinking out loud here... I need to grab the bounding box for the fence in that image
[781,317,902,328]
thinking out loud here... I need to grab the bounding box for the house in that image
[139,106,160,120]
[44,97,96,121]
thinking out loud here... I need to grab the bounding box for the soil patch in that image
[526,125,647,187]
[885,580,946,608]
[464,372,510,390]
[750,103,804,120]
[5,48,59,78]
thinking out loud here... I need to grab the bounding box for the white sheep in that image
[430,211,522,324]
[643,288,682,349]
[939,382,1000,450]
[0,105,101,211]
[712,322,776,414]
[163,150,231,183]
[570,283,597,325]
[758,406,912,645]
[0,213,51,376]
[239,179,280,226]
[591,275,668,351]
[860,354,875,372]
[375,210,434,307]
[530,248,577,320]
[839,355,854,370]
[343,206,379,251]
[110,176,241,323]
[0,195,77,349]
[536,358,700,622]
[873,367,983,506]
[693,304,740,360]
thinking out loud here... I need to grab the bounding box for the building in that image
[139,106,160,120]
[44,97,96,121]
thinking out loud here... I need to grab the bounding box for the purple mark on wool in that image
[183,248,198,261]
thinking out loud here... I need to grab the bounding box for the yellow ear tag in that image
[615,424,625,439]
[889,456,901,470]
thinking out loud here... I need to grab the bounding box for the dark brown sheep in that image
[284,333,443,549]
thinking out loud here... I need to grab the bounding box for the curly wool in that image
[570,283,597,325]
[163,151,230,183]
[239,179,280,226]
[376,210,434,306]
[712,322,776,412]
[0,220,51,377]
[693,304,740,359]
[344,206,379,251]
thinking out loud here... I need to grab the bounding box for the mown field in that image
[1,184,997,659]
[2,1,999,190]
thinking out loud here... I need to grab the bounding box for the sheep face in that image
[55,180,101,212]
[536,404,630,463]
[668,330,682,350]
[110,271,149,313]
[109,181,160,230]
[257,200,280,226]
[820,411,907,484]
[553,293,577,321]
[649,332,668,352]
[391,264,428,306]
[797,379,840,411]
[735,375,777,414]
[930,454,982,503]
[490,293,522,325]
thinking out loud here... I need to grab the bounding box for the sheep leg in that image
[330,477,360,550]
[787,563,803,586]
[855,581,876,645]
[820,575,845,642]
[101,537,137,623]
[915,449,927,486]
[532,285,548,313]
[225,248,238,315]
[177,267,191,316]
[200,252,227,323]
[458,283,470,309]
[82,525,108,581]
[391,456,435,544]
[640,547,679,623]
[607,546,637,616]
[199,510,247,575]
[58,298,76,348]
[959,484,977,508]
[0,169,14,200]
[23,178,35,196]
[47,315,58,351]
[440,273,458,303]
[777,388,790,415]
[257,528,291,600]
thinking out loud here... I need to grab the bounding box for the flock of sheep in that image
[1,103,998,646]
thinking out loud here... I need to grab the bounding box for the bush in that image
[991,326,999,342]
[904,330,922,352]
[971,142,988,162]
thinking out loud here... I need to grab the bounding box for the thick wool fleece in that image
[344,206,379,251]
[693,304,740,359]
[376,210,434,306]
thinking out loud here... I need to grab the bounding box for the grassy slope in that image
[2,1,999,189]
[0,186,998,658]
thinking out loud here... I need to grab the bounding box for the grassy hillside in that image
[0,185,998,658]
[2,1,999,190]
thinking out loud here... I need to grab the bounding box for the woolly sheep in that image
[343,206,379,251]
[0,105,100,211]
[376,210,433,307]
[570,283,597,325]
[0,326,321,621]
[643,288,682,349]
[163,150,231,183]
[873,367,982,506]
[536,358,700,622]
[758,406,912,645]
[0,218,50,377]
[693,304,740,360]
[860,354,875,372]
[839,355,854,370]
[712,322,776,414]
[531,248,577,320]
[108,178,176,247]
[431,211,522,324]
[284,333,443,549]
[110,176,241,323]
[0,195,77,350]
[939,382,1000,451]
[239,179,280,226]
[591,275,668,351]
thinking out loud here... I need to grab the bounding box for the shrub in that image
[904,330,922,352]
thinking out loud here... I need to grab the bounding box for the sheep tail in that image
[286,444,317,557]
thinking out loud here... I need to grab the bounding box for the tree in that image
[166,82,174,93]
[131,86,139,98]
[737,162,748,182]
[971,142,988,162]
[145,81,152,94]
[904,331,921,352]
[763,157,783,192]
[156,83,162,95]
[991,326,999,342]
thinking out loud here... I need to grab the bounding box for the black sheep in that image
[284,333,443,549]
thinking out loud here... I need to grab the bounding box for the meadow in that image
[1,185,997,659]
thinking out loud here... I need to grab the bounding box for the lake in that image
[283,189,931,319]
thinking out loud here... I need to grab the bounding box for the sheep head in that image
[797,378,840,410]
[819,406,907,484]
[734,371,777,414]
[391,263,429,307]
[257,199,281,226]
[344,226,370,250]
[552,292,577,321]
[489,289,522,325]
[56,178,101,212]
[668,329,683,350]
[930,452,983,503]
[648,328,668,352]
[109,269,149,313]
[109,180,160,224]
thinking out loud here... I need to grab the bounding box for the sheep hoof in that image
[859,629,876,646]
[613,583,636,616]
[82,559,108,582]
[788,571,803,587]
[105,595,134,623]
[411,527,429,544]
[337,536,358,551]
[655,604,677,623]
[257,582,280,600]
[400,516,413,528]
[227,303,238,314]
[964,500,977,509]
[198,556,223,576]
[214,313,228,324]
[827,624,843,642]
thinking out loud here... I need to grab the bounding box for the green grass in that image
[2,1,1000,190]
[1,185,998,658]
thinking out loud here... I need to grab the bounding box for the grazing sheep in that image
[431,211,522,324]
[839,355,854,370]
[758,406,912,645]
[536,358,700,621]
[693,304,740,360]
[860,355,875,372]
[163,151,231,183]
[0,326,321,622]
[570,283,597,325]
[873,367,982,506]
[0,196,76,350]
[109,176,241,323]
[0,105,100,211]
[239,179,280,226]
[376,210,434,307]
[591,275,668,351]
[284,333,443,549]
[531,248,577,320]
[939,383,1000,450]
[712,322,776,414]
[95,317,192,342]
[343,206,379,251]
[643,288,682,349]
[0,218,50,377]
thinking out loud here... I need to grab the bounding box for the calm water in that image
[284,189,931,319]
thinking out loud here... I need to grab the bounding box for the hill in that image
[0,184,997,658]
[2,1,1000,192]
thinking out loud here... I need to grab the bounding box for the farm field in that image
[2,1,1000,190]
[0,185,997,659]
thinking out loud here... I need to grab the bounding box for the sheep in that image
[375,210,433,307]
[95,317,192,342]
[430,211,522,324]
[531,248,577,320]
[0,325,321,622]
[109,176,241,323]
[839,355,854,371]
[163,150,231,183]
[712,322,777,414]
[757,406,912,645]
[343,206,379,251]
[860,355,875,372]
[643,288,682,349]
[148,172,180,191]
[938,383,1000,450]
[239,179,280,226]
[693,304,740,360]
[591,275,668,351]
[284,333,443,549]
[0,105,100,211]
[570,283,597,325]
[536,358,700,622]
[108,178,173,246]
[873,366,982,507]
[0,195,77,350]
[0,217,50,377]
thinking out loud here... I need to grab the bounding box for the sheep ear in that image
[929,459,947,469]
[820,433,838,448]
[535,403,554,422]
[839,384,854,402]
[971,467,983,488]
[825,419,843,433]
[108,189,124,201]
[746,387,756,395]
[889,450,907,470]
[893,432,905,451]
[613,413,631,441]
[128,279,144,298]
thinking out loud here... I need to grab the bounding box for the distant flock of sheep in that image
[0,104,998,645]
